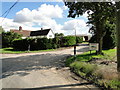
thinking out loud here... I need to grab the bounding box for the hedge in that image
[76,36,83,43]
[12,36,83,51]
[62,36,76,47]
[12,39,29,51]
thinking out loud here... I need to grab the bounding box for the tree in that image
[0,26,4,34]
[2,31,22,48]
[55,33,64,37]
[64,1,116,54]
[102,21,116,50]
[116,1,120,74]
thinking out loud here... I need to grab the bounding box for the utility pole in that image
[74,28,77,59]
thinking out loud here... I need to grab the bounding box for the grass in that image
[66,49,116,66]
[66,49,119,89]
[0,47,55,54]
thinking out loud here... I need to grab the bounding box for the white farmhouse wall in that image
[47,30,55,39]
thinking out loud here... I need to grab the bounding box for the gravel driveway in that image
[1,44,99,89]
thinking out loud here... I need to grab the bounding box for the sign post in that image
[89,43,99,54]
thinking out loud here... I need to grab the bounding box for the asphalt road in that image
[1,44,100,89]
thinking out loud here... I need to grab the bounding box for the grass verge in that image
[66,49,120,89]
[0,47,55,54]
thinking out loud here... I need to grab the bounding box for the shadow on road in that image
[23,82,93,90]
[76,47,89,52]
[2,53,71,79]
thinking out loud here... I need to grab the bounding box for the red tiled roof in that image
[10,29,31,37]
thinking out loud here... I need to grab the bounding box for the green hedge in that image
[76,36,83,43]
[12,36,83,51]
[62,36,76,47]
[12,39,29,51]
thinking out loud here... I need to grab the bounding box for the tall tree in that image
[64,1,116,54]
[116,1,120,74]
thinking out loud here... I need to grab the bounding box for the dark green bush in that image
[62,36,76,47]
[2,31,22,48]
[13,39,29,51]
[52,37,61,48]
[102,23,116,50]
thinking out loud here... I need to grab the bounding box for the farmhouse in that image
[10,26,55,39]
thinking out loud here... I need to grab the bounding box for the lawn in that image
[0,47,55,54]
[66,49,119,89]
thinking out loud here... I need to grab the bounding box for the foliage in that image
[52,37,61,48]
[76,36,83,43]
[55,33,64,37]
[64,1,116,54]
[66,48,118,89]
[0,26,4,34]
[62,36,76,47]
[2,31,22,48]
[70,61,97,77]
[12,39,29,51]
[89,21,116,50]
[102,22,116,50]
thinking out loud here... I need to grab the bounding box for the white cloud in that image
[14,4,63,23]
[62,19,90,35]
[1,4,90,35]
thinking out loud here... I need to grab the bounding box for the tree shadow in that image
[2,53,71,79]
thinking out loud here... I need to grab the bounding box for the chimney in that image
[19,26,22,31]
[41,28,43,30]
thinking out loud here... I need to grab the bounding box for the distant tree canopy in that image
[0,26,4,34]
[2,31,22,48]
[55,33,64,37]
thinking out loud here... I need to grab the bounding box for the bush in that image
[2,31,22,48]
[102,23,116,50]
[76,36,83,43]
[13,39,29,51]
[70,61,97,76]
[62,36,76,47]
[52,37,61,48]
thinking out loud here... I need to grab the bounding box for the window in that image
[49,35,52,37]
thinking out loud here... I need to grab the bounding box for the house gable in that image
[47,30,55,39]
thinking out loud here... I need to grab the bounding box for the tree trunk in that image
[116,1,120,75]
[96,22,103,55]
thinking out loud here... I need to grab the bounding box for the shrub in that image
[2,31,22,48]
[52,37,61,48]
[102,23,116,50]
[62,36,76,47]
[13,39,29,51]
[76,36,83,43]
[70,61,97,77]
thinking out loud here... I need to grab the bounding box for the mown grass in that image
[66,49,119,89]
[0,47,55,54]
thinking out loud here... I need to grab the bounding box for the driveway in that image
[1,44,99,89]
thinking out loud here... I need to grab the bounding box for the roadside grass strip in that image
[66,49,120,89]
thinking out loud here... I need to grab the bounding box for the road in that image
[1,44,99,89]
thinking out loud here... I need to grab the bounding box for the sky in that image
[0,1,91,36]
